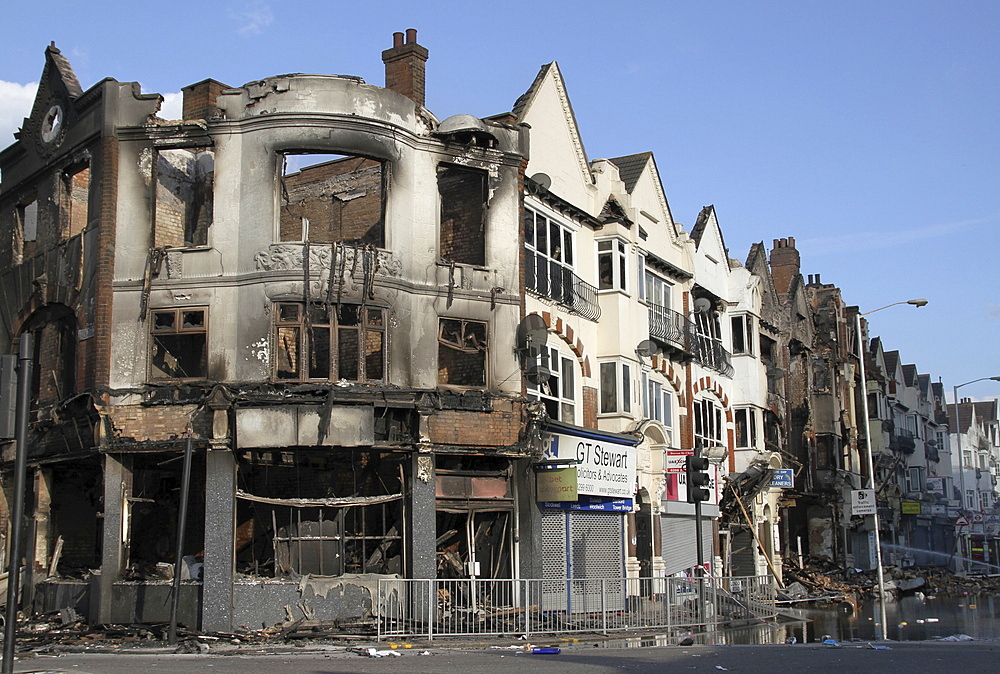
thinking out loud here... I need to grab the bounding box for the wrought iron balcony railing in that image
[694,336,734,377]
[525,252,601,321]
[648,305,697,355]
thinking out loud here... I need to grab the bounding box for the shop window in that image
[150,308,207,380]
[734,407,758,449]
[526,346,576,424]
[279,152,385,247]
[154,148,214,248]
[62,161,90,238]
[597,238,627,292]
[236,450,404,578]
[599,361,631,414]
[438,318,488,387]
[274,302,385,382]
[438,163,486,266]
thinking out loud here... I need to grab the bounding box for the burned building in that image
[0,33,534,631]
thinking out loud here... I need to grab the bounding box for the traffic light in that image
[686,455,711,503]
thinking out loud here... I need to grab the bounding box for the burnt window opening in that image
[15,195,38,264]
[436,455,513,580]
[150,308,208,380]
[437,318,487,387]
[279,153,385,247]
[61,161,90,239]
[126,452,206,579]
[46,460,103,578]
[235,450,405,578]
[22,304,77,408]
[438,163,486,266]
[274,302,385,382]
[153,147,214,248]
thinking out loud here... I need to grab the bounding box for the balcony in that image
[694,336,734,378]
[648,305,697,360]
[525,253,601,321]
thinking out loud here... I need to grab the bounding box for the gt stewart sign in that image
[541,427,637,499]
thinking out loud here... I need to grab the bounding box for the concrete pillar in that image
[408,453,436,579]
[202,448,236,632]
[97,454,130,624]
[516,458,543,579]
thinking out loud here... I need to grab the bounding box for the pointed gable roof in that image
[608,151,678,238]
[902,364,919,388]
[690,205,729,257]
[511,62,592,189]
[18,43,86,157]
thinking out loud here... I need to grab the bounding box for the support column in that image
[516,458,543,579]
[202,447,236,632]
[97,454,130,624]
[408,453,436,579]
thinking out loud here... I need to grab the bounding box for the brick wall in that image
[86,136,118,392]
[181,79,230,121]
[437,164,486,266]
[426,408,521,447]
[105,404,210,443]
[381,30,428,107]
[582,386,598,429]
[280,156,383,246]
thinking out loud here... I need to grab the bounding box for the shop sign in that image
[539,495,633,511]
[768,469,794,489]
[541,429,636,498]
[926,477,945,495]
[536,467,578,502]
[901,500,922,515]
[665,449,693,474]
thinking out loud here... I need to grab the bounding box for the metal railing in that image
[648,305,698,354]
[525,254,601,321]
[376,575,775,640]
[694,337,734,377]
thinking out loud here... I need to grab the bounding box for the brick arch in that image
[691,374,736,471]
[529,311,591,378]
[649,355,687,407]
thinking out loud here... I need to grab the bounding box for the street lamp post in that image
[951,376,1000,575]
[855,298,927,641]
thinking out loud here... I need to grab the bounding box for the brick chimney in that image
[181,79,230,120]
[769,237,800,296]
[382,29,429,108]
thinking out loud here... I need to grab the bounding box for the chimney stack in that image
[769,237,801,296]
[181,79,230,120]
[382,28,429,108]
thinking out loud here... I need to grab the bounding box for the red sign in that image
[955,516,970,526]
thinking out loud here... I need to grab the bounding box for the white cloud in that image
[230,1,273,36]
[159,92,183,120]
[0,81,37,149]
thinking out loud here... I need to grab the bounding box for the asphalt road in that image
[8,641,1000,674]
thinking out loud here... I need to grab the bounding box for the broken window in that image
[437,318,487,387]
[438,163,486,266]
[45,460,103,578]
[274,302,385,382]
[435,455,513,580]
[22,304,77,408]
[153,148,214,248]
[734,407,758,449]
[126,452,206,579]
[235,450,404,577]
[693,398,723,450]
[150,308,207,380]
[279,153,385,247]
[61,162,90,239]
[15,195,38,263]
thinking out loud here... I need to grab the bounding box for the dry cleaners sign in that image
[541,430,636,499]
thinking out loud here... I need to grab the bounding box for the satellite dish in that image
[636,340,660,358]
[516,314,548,358]
[693,297,712,314]
[530,173,552,190]
[525,365,551,385]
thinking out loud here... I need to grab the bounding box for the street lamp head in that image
[907,299,929,307]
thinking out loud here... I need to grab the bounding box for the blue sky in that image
[2,1,998,400]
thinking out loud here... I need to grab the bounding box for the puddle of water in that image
[596,593,1000,647]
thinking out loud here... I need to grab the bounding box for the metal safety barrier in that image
[376,575,775,640]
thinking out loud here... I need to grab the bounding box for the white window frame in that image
[597,237,628,293]
[525,205,576,301]
[527,346,577,425]
[693,398,724,450]
[642,372,674,445]
[734,407,758,449]
[731,314,755,356]
[599,360,632,415]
